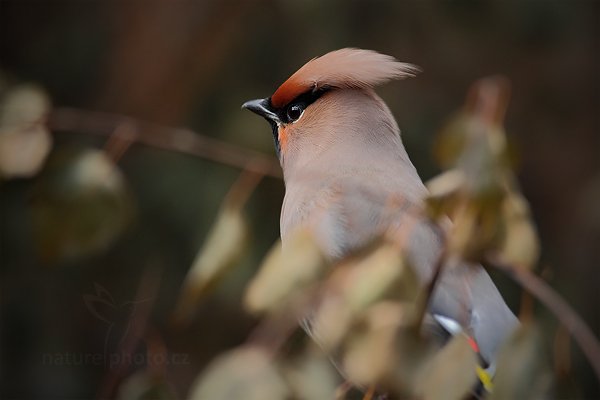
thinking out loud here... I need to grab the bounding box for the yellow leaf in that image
[244,229,326,313]
[175,205,247,320]
[282,351,338,400]
[0,84,49,128]
[490,322,552,400]
[31,148,133,262]
[387,325,440,396]
[0,84,52,178]
[307,294,353,351]
[433,113,471,168]
[426,169,466,200]
[497,193,540,270]
[425,169,466,219]
[116,371,174,400]
[188,347,290,400]
[343,302,406,386]
[341,242,418,312]
[308,242,418,352]
[414,335,478,400]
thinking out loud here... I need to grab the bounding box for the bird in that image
[242,48,518,388]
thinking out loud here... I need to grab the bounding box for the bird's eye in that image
[287,103,304,122]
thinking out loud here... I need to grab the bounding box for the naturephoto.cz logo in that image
[42,351,190,368]
[42,283,189,368]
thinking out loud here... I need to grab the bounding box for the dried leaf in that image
[340,242,419,313]
[496,192,540,269]
[429,78,513,264]
[308,294,353,351]
[490,322,552,400]
[425,169,465,219]
[117,371,176,400]
[388,325,439,395]
[343,301,406,386]
[444,193,507,263]
[31,148,133,263]
[433,113,471,168]
[0,84,52,178]
[457,128,505,198]
[306,242,416,352]
[414,335,478,400]
[0,84,49,127]
[244,229,326,313]
[175,205,247,320]
[188,347,290,400]
[307,241,418,352]
[427,170,465,198]
[282,351,338,400]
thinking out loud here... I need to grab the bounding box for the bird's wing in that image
[282,177,517,363]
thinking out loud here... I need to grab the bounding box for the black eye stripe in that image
[271,87,330,124]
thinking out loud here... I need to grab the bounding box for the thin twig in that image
[335,381,353,400]
[245,304,303,357]
[489,257,600,381]
[103,120,137,163]
[553,324,571,377]
[172,166,264,326]
[223,164,266,210]
[363,385,376,400]
[519,289,534,322]
[48,107,282,178]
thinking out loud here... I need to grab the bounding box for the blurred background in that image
[0,0,598,398]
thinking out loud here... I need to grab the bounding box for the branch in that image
[489,257,600,381]
[48,107,282,179]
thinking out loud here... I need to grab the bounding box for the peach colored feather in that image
[271,48,420,108]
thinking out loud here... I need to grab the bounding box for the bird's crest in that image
[271,48,420,108]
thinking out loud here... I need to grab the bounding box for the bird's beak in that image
[242,98,280,124]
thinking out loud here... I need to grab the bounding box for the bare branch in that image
[223,165,265,210]
[489,257,600,381]
[103,120,137,163]
[48,107,283,179]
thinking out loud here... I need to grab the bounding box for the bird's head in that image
[243,48,419,172]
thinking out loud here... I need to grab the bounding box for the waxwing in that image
[243,48,517,376]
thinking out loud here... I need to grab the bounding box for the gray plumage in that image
[245,48,518,366]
